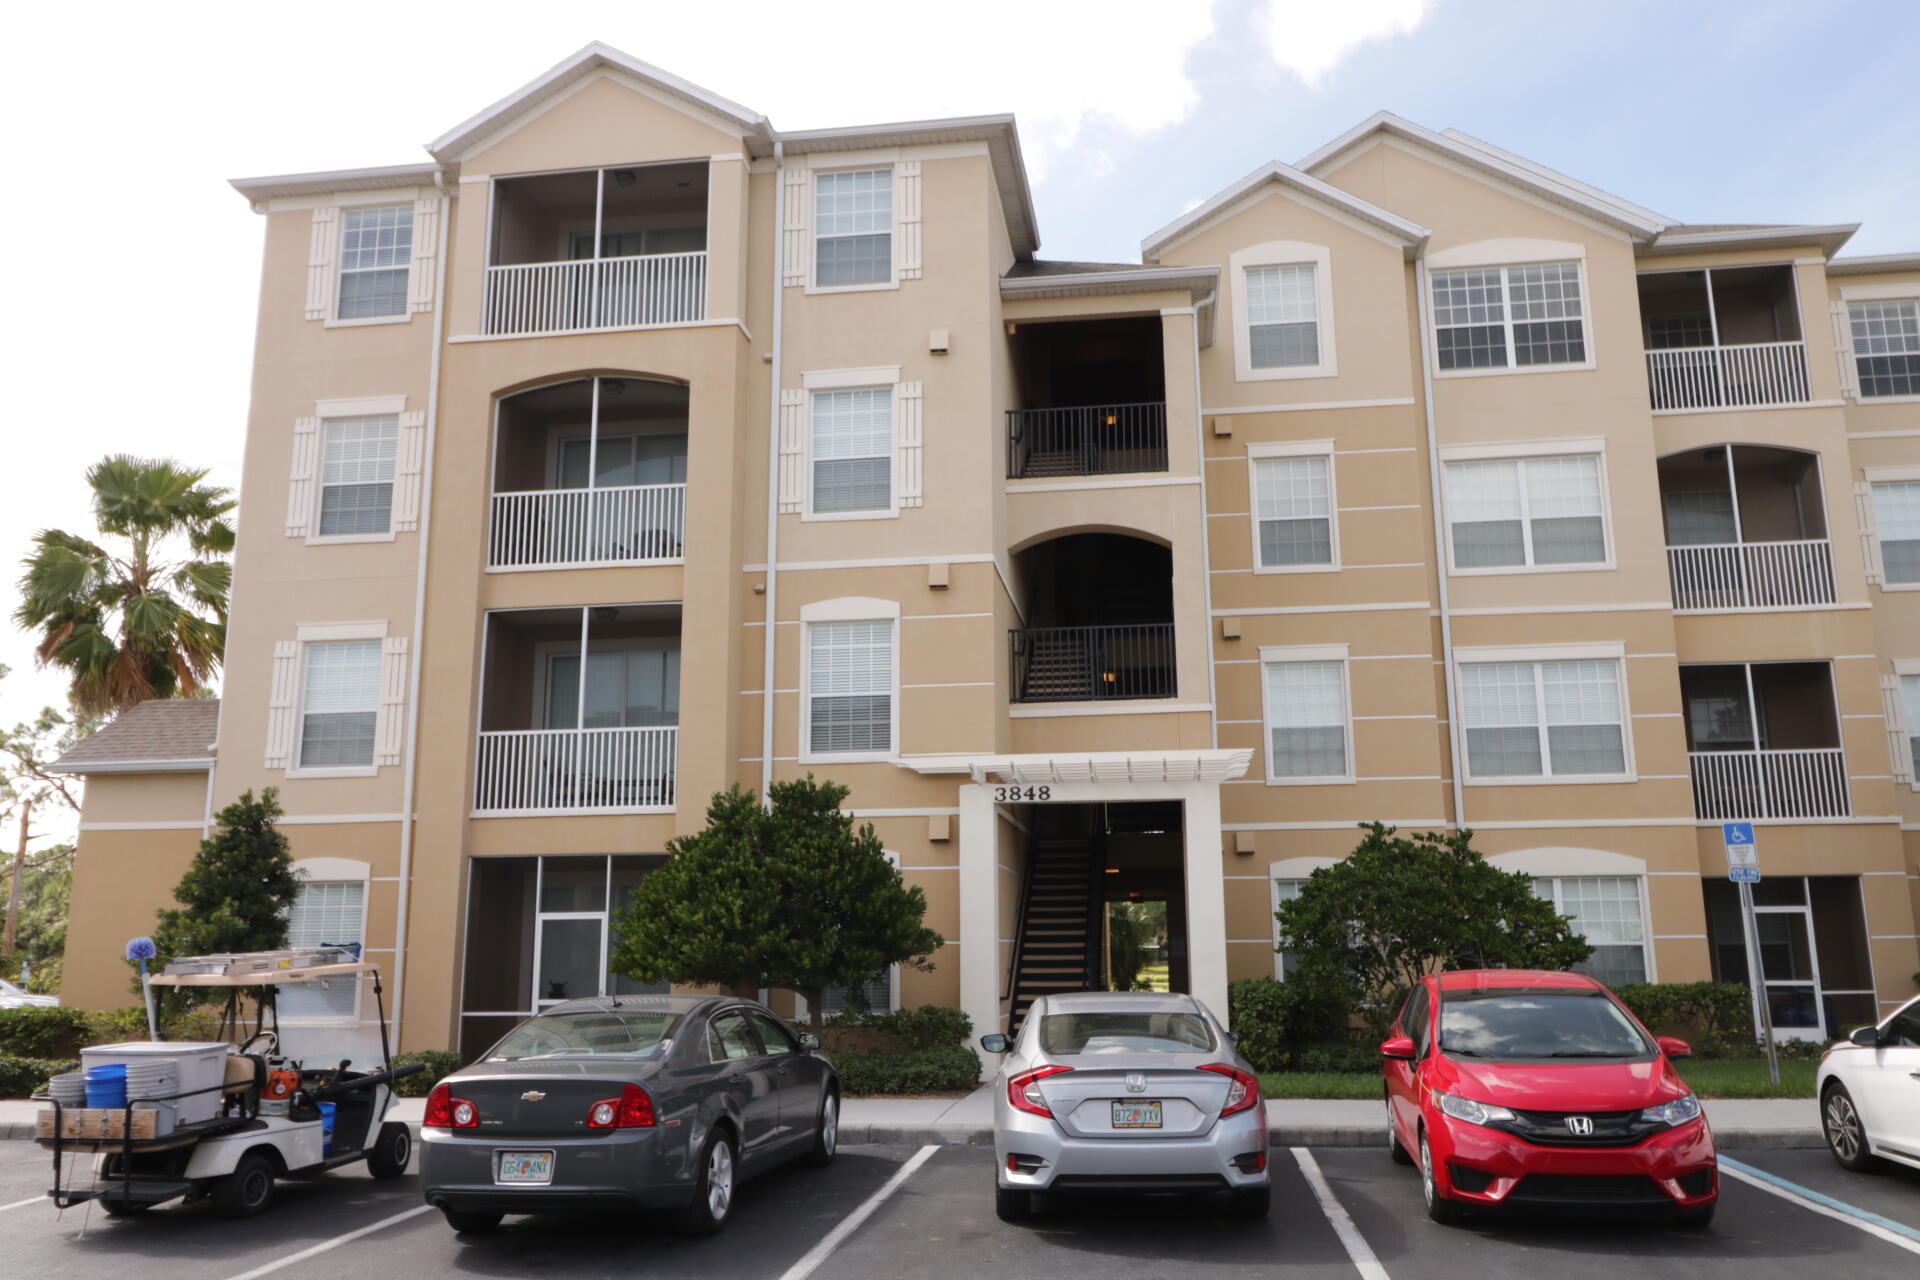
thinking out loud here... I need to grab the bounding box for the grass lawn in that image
[1258,1058,1818,1102]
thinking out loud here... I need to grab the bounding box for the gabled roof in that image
[49,699,219,774]
[230,162,444,206]
[1141,158,1429,262]
[1829,252,1920,277]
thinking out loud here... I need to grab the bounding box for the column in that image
[1180,781,1230,1018]
[958,782,1002,1050]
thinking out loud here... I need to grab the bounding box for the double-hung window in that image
[1432,261,1586,370]
[337,206,412,319]
[1444,453,1606,569]
[278,881,366,1020]
[1532,877,1647,986]
[1849,300,1919,399]
[299,639,382,769]
[317,415,397,537]
[811,387,892,514]
[1246,264,1319,368]
[815,169,892,286]
[1460,658,1628,779]
[1251,451,1334,569]
[1871,480,1920,584]
[1263,655,1351,781]
[807,620,894,755]
[1271,878,1305,979]
[1904,675,1920,778]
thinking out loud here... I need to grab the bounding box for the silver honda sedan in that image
[982,991,1271,1221]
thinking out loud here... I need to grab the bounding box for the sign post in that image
[1722,823,1779,1085]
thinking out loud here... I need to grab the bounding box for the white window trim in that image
[799,598,901,765]
[1437,438,1615,576]
[288,621,389,779]
[1259,643,1355,786]
[803,374,901,523]
[805,164,901,296]
[1454,641,1636,785]
[323,202,416,329]
[1230,242,1337,383]
[1867,466,1920,592]
[1268,858,1337,981]
[1843,294,1920,404]
[1246,439,1339,575]
[1527,872,1655,985]
[279,859,371,1026]
[1894,659,1920,792]
[1427,244,1597,379]
[307,398,407,546]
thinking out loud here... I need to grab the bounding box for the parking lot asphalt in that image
[3,1141,1917,1280]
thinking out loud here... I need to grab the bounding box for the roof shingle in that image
[51,699,219,772]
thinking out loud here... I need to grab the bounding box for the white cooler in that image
[81,1042,231,1127]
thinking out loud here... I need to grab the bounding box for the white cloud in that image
[1260,0,1433,87]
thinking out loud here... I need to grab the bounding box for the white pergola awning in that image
[905,749,1253,786]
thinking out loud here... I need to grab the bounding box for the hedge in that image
[1611,982,1751,1039]
[1227,977,1359,1073]
[391,1050,463,1096]
[0,1008,91,1058]
[834,1044,980,1095]
[0,1055,78,1099]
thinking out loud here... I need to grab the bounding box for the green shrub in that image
[0,1007,91,1058]
[834,1044,980,1095]
[1227,977,1355,1073]
[85,1007,156,1044]
[390,1050,463,1096]
[1291,1042,1378,1074]
[866,1005,971,1050]
[1612,982,1752,1039]
[0,1055,78,1098]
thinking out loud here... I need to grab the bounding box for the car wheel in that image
[1388,1093,1413,1166]
[366,1122,412,1179]
[994,1183,1032,1224]
[801,1090,839,1168]
[1227,1184,1271,1219]
[1823,1082,1880,1172]
[211,1151,276,1219]
[1419,1129,1462,1226]
[1675,1203,1716,1229]
[443,1208,503,1234]
[674,1128,737,1236]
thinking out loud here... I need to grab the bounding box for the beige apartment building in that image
[50,44,1920,1062]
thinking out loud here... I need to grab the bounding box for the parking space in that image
[4,1140,1918,1280]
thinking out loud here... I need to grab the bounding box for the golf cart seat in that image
[224,1052,266,1099]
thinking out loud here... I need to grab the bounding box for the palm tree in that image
[15,456,235,715]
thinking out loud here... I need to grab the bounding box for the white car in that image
[0,978,59,1008]
[1818,993,1920,1173]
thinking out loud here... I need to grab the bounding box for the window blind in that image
[812,387,892,514]
[815,169,892,286]
[1253,455,1332,567]
[1445,454,1604,567]
[279,881,365,1020]
[1849,299,1920,398]
[1432,262,1585,370]
[318,415,398,536]
[1245,264,1319,368]
[1263,661,1348,777]
[809,620,892,753]
[1461,659,1625,778]
[1871,481,1920,583]
[1533,876,1646,986]
[300,640,382,768]
[337,206,412,319]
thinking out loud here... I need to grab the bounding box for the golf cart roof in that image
[148,948,379,987]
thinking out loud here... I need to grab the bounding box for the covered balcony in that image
[1006,317,1167,479]
[484,163,707,336]
[1639,265,1810,410]
[1010,533,1174,702]
[1682,662,1847,820]
[489,377,688,570]
[475,605,680,814]
[1660,445,1834,611]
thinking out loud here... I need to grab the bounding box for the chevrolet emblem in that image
[521,1090,547,1102]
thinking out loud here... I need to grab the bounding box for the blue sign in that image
[1722,822,1756,847]
[1728,865,1761,883]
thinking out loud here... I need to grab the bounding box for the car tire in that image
[994,1184,1032,1224]
[800,1090,839,1168]
[1419,1129,1463,1226]
[366,1122,412,1179]
[1822,1082,1880,1172]
[674,1127,737,1237]
[1675,1203,1716,1229]
[1388,1094,1413,1165]
[1227,1184,1271,1219]
[443,1208,504,1234]
[211,1151,277,1219]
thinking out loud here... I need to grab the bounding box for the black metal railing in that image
[1007,402,1168,478]
[1009,623,1176,703]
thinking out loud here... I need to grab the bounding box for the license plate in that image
[1111,1100,1163,1129]
[496,1150,554,1184]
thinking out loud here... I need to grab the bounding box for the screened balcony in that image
[1010,534,1175,702]
[1007,317,1167,478]
[1660,445,1834,611]
[484,163,707,336]
[1639,266,1810,410]
[475,605,680,814]
[1682,663,1847,820]
[489,377,687,570]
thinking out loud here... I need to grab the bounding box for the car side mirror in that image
[1849,1025,1881,1048]
[797,1033,821,1053]
[1656,1036,1692,1059]
[1380,1036,1417,1061]
[980,1033,1010,1055]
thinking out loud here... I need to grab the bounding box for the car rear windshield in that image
[1438,989,1651,1061]
[1038,1011,1216,1056]
[487,1012,683,1061]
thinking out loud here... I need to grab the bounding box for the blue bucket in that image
[318,1101,337,1156]
[84,1064,128,1109]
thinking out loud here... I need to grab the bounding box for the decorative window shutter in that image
[266,641,301,768]
[285,418,321,538]
[1880,675,1914,784]
[778,390,807,512]
[376,638,409,766]
[305,208,337,320]
[393,410,427,531]
[408,196,440,313]
[781,169,809,287]
[1830,303,1858,399]
[896,161,923,280]
[1855,481,1883,584]
[895,381,924,507]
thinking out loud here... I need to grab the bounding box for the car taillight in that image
[1199,1063,1261,1117]
[1007,1065,1073,1118]
[586,1083,656,1129]
[424,1082,479,1130]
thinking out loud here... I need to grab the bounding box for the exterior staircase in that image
[1007,818,1105,1036]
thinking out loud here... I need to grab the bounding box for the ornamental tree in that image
[1274,822,1594,1036]
[610,777,944,1034]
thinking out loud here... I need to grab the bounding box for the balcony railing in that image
[489,483,686,570]
[1689,747,1848,821]
[482,252,707,336]
[1009,624,1175,703]
[1666,539,1836,612]
[1646,341,1810,411]
[474,726,677,814]
[1007,403,1168,479]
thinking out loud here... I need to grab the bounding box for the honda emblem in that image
[520,1090,547,1102]
[1565,1115,1594,1136]
[1124,1073,1147,1094]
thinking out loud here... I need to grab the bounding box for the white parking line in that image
[778,1144,938,1280]
[219,1204,435,1280]
[1719,1157,1920,1258]
[1,1195,46,1213]
[1292,1148,1389,1280]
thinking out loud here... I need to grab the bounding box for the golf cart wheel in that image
[212,1151,277,1219]
[443,1208,503,1234]
[367,1122,413,1179]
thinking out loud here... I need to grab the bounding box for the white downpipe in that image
[1415,262,1467,829]
[760,142,786,807]
[1189,292,1220,751]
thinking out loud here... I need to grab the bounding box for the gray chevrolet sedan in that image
[419,996,838,1235]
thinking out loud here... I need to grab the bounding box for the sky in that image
[2,0,1916,849]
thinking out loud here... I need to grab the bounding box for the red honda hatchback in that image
[1382,970,1717,1226]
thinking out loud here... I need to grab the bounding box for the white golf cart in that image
[34,947,424,1218]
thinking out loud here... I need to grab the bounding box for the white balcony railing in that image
[1646,340,1810,411]
[482,252,707,336]
[1689,747,1848,821]
[489,483,686,570]
[1666,539,1836,612]
[474,726,677,814]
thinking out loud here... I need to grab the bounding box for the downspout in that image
[1188,290,1220,750]
[1414,258,1467,829]
[760,141,785,806]
[390,173,452,1046]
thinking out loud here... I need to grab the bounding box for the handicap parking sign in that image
[1728,865,1761,883]
[1722,822,1755,847]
